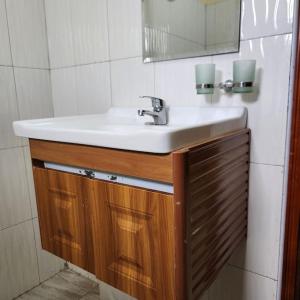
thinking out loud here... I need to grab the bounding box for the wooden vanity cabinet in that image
[30,129,250,300]
[33,167,95,273]
[33,166,175,299]
[91,181,175,299]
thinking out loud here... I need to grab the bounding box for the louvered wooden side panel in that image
[186,130,250,300]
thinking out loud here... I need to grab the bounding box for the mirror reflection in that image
[142,0,241,63]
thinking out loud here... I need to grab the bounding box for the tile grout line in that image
[250,161,284,167]
[0,65,50,70]
[0,217,34,232]
[42,0,51,70]
[12,268,68,300]
[50,56,139,71]
[14,269,99,300]
[4,0,21,121]
[228,264,278,282]
[42,0,55,118]
[47,33,294,72]
[0,144,29,151]
[4,32,293,73]
[21,144,42,283]
[105,0,113,109]
[240,31,293,43]
[21,148,35,224]
[3,0,13,65]
[2,10,39,284]
[30,219,42,283]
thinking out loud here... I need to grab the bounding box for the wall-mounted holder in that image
[195,60,256,94]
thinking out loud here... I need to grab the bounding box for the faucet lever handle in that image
[139,96,164,112]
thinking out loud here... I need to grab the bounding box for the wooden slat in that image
[29,139,173,183]
[177,129,250,159]
[191,186,248,228]
[191,221,247,286]
[191,211,247,261]
[193,232,246,300]
[191,204,247,266]
[189,144,249,179]
[185,130,250,299]
[191,169,248,210]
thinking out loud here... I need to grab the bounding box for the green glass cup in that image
[233,60,256,93]
[195,63,216,94]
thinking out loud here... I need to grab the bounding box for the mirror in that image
[142,0,241,63]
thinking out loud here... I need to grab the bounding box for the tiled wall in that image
[2,1,293,299]
[0,1,64,299]
[45,1,295,299]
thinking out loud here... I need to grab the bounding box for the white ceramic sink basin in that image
[13,107,247,153]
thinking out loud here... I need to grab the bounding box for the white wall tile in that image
[33,218,65,282]
[45,0,109,68]
[6,0,49,68]
[75,63,111,115]
[108,0,142,60]
[212,34,292,166]
[154,56,213,106]
[0,220,39,299]
[0,148,32,230]
[44,0,73,68]
[110,57,154,107]
[0,66,22,149]
[14,68,53,120]
[0,0,12,65]
[70,0,109,66]
[229,163,284,280]
[52,63,111,116]
[209,265,277,300]
[241,0,294,40]
[51,68,78,117]
[23,146,38,219]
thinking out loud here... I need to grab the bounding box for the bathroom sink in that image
[13,107,247,153]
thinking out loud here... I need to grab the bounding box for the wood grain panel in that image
[90,181,175,300]
[184,130,250,299]
[33,167,95,273]
[29,139,173,183]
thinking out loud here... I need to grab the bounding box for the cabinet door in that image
[91,181,175,300]
[33,167,94,273]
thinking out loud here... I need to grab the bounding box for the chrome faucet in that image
[138,96,168,125]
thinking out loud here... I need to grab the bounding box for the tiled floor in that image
[15,269,99,300]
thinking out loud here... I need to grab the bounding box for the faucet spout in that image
[138,110,159,117]
[138,96,168,125]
